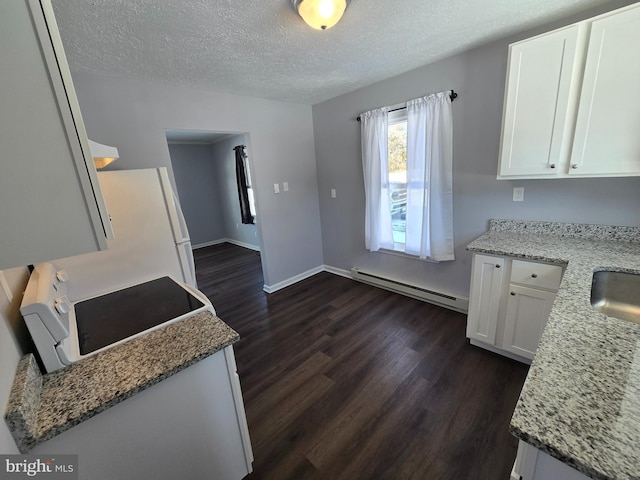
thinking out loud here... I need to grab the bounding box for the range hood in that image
[88,140,119,169]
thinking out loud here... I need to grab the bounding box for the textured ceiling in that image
[51,0,616,105]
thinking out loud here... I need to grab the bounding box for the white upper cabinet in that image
[497,3,640,179]
[0,0,113,270]
[498,25,582,177]
[570,5,640,176]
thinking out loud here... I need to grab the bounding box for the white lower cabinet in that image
[503,285,556,359]
[466,254,504,345]
[512,440,590,480]
[31,346,253,480]
[467,254,563,363]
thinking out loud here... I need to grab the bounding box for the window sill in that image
[377,248,440,263]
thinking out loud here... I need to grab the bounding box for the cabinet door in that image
[570,4,640,176]
[467,255,504,345]
[498,25,581,178]
[31,349,253,479]
[503,285,556,360]
[0,0,110,270]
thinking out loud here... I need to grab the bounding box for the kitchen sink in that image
[591,271,640,324]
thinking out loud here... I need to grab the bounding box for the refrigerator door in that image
[176,241,197,288]
[50,168,194,301]
[157,168,197,287]
[158,168,191,244]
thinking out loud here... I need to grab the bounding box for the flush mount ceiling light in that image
[292,0,349,30]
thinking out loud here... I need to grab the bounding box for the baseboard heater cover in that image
[351,268,468,313]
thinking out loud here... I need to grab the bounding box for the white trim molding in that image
[192,239,261,252]
[263,266,324,293]
[322,265,351,278]
[262,264,467,315]
[191,239,226,249]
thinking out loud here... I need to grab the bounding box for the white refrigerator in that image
[50,168,197,302]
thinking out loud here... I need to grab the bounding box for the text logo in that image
[0,456,77,480]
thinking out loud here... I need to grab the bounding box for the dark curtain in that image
[234,145,253,224]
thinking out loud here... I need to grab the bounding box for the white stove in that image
[20,262,215,373]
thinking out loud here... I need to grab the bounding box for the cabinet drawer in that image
[510,260,563,290]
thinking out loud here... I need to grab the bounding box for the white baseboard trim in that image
[322,265,351,278]
[225,239,261,252]
[263,265,325,293]
[192,238,261,252]
[262,265,350,293]
[192,239,227,249]
[260,265,467,319]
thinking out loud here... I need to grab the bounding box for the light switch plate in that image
[513,187,524,202]
[331,188,337,198]
[273,183,280,194]
[283,182,289,192]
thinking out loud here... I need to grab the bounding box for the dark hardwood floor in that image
[194,243,529,480]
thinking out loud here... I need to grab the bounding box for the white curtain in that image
[361,107,394,252]
[405,91,454,261]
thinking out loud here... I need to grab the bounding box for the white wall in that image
[169,137,260,249]
[0,267,30,453]
[312,0,640,298]
[73,73,323,288]
[168,143,226,246]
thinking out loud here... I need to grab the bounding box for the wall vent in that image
[351,268,468,313]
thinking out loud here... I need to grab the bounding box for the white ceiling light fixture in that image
[292,0,349,30]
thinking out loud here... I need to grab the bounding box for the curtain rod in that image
[356,90,458,122]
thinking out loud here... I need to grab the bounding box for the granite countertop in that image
[467,219,640,480]
[4,310,239,453]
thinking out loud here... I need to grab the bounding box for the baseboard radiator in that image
[350,268,468,313]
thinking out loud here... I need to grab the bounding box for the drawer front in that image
[510,260,563,290]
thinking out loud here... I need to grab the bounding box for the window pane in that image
[243,157,256,219]
[244,158,252,188]
[388,121,407,247]
[247,187,256,220]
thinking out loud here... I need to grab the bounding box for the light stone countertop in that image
[467,219,640,480]
[4,310,239,453]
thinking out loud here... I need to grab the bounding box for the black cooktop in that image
[75,276,205,355]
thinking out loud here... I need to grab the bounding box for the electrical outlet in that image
[283,182,289,192]
[513,187,524,202]
[331,188,337,198]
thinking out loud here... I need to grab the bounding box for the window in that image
[388,110,407,250]
[360,91,455,261]
[244,154,257,221]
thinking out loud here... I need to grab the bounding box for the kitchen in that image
[2,0,640,479]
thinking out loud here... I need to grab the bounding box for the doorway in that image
[164,129,264,280]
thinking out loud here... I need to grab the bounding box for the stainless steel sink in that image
[591,271,640,323]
